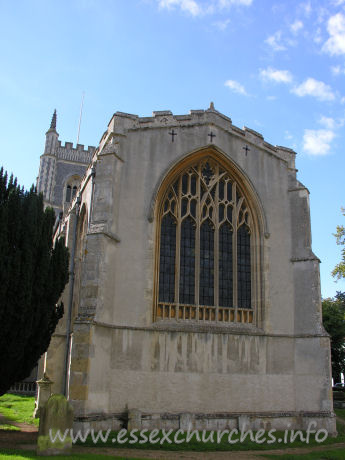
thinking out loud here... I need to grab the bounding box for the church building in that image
[37,105,336,434]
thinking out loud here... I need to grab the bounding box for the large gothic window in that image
[155,156,256,324]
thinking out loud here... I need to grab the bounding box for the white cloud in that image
[331,65,342,75]
[303,129,335,155]
[224,79,248,95]
[314,27,323,44]
[213,18,230,30]
[323,13,345,56]
[219,0,253,6]
[158,0,202,16]
[301,1,312,17]
[319,116,336,130]
[291,78,335,101]
[319,115,344,129]
[265,31,286,51]
[260,67,293,84]
[157,0,252,15]
[290,20,303,34]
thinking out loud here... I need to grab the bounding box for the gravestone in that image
[37,394,74,456]
[34,372,53,418]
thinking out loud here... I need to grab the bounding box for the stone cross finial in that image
[50,110,57,130]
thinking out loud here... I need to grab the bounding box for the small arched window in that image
[64,176,81,204]
[66,185,72,203]
[155,155,258,324]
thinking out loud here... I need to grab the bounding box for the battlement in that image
[56,140,95,164]
[101,104,297,165]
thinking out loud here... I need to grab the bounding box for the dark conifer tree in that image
[0,167,69,395]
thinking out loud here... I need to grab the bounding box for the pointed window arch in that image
[154,154,261,325]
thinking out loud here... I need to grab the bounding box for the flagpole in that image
[77,91,85,144]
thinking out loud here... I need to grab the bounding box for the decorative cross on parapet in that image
[208,131,216,143]
[169,129,177,142]
[243,145,250,156]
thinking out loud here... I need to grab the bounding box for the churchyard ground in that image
[1,394,345,459]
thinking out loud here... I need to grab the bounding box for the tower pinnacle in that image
[50,109,57,130]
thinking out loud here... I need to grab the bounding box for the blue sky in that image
[0,0,345,298]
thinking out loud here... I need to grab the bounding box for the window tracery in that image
[155,156,257,324]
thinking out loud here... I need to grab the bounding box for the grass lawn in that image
[0,450,144,460]
[334,409,345,421]
[0,394,38,428]
[262,449,345,459]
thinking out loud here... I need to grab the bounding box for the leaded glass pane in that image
[191,175,197,195]
[181,197,188,217]
[237,225,251,308]
[182,174,188,194]
[158,214,176,303]
[190,199,196,218]
[219,203,225,221]
[219,224,233,307]
[200,220,214,306]
[227,182,232,201]
[227,206,232,222]
[179,217,195,304]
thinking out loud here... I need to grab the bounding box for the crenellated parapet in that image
[56,141,95,164]
[99,103,297,170]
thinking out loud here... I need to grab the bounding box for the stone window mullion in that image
[232,182,238,319]
[214,165,219,319]
[174,176,182,318]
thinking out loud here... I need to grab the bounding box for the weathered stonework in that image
[39,105,336,435]
[37,111,95,216]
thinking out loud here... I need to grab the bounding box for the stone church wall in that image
[41,107,335,435]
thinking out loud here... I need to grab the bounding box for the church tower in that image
[37,110,95,216]
[37,110,59,208]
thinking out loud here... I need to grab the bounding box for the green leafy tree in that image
[322,292,345,384]
[0,167,69,395]
[332,208,345,280]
